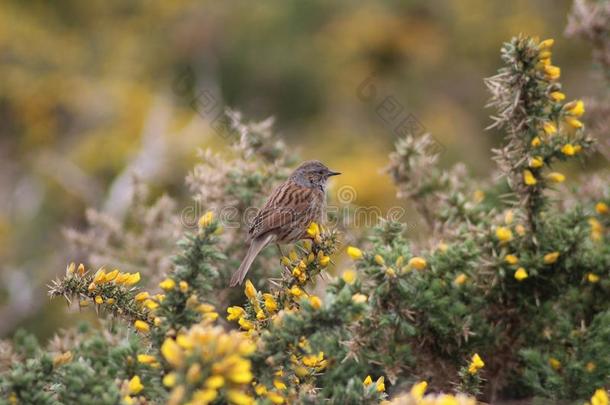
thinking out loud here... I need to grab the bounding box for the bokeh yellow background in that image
[0,0,605,340]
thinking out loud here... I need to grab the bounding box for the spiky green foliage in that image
[1,36,609,405]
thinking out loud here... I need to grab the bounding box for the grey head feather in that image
[290,160,341,189]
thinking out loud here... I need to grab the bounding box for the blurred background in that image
[0,0,607,340]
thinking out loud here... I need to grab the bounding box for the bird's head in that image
[291,160,341,189]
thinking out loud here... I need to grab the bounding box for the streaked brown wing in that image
[249,180,315,240]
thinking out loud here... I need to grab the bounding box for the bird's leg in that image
[276,243,285,258]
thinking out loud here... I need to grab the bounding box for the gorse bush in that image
[1,36,608,405]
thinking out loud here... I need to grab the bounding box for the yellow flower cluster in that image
[385,381,476,405]
[160,322,256,405]
[349,245,427,277]
[363,375,386,392]
[589,217,604,242]
[520,38,589,190]
[467,353,485,374]
[587,389,608,405]
[64,263,149,324]
[279,223,332,286]
[65,262,143,296]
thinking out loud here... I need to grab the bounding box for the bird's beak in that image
[327,170,341,177]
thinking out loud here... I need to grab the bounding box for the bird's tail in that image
[230,234,274,287]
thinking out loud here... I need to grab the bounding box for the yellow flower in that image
[197,303,215,313]
[318,255,330,267]
[204,375,225,389]
[184,363,201,384]
[290,285,303,297]
[587,273,600,283]
[473,190,485,203]
[128,376,143,395]
[198,211,214,228]
[363,375,373,386]
[347,246,363,260]
[104,269,119,282]
[543,252,560,264]
[273,379,287,390]
[561,144,575,156]
[549,357,561,370]
[596,202,609,215]
[342,270,357,285]
[351,293,367,304]
[123,272,141,286]
[238,318,255,331]
[375,376,385,392]
[565,116,583,129]
[309,295,322,310]
[515,224,526,236]
[514,267,528,281]
[134,320,150,333]
[408,256,427,270]
[227,390,255,405]
[162,372,177,388]
[529,156,543,168]
[244,280,257,300]
[385,267,396,278]
[539,38,554,49]
[254,384,267,395]
[137,354,156,365]
[591,389,608,405]
[544,65,560,80]
[227,306,246,321]
[454,273,467,285]
[531,137,541,147]
[263,294,278,313]
[159,278,176,291]
[289,250,298,261]
[114,273,130,284]
[496,227,513,243]
[135,292,150,302]
[53,351,73,367]
[542,121,557,135]
[468,353,485,374]
[161,338,183,367]
[179,281,189,293]
[193,389,218,403]
[94,296,103,305]
[93,269,107,284]
[267,392,285,404]
[106,298,116,305]
[410,381,428,399]
[374,254,385,265]
[547,172,566,183]
[549,91,565,101]
[144,299,159,310]
[505,254,519,265]
[565,100,585,117]
[523,170,537,186]
[306,222,320,238]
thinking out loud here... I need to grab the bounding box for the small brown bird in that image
[230,160,341,286]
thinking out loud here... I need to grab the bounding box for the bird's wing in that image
[249,181,315,240]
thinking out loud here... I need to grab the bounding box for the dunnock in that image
[230,160,340,286]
